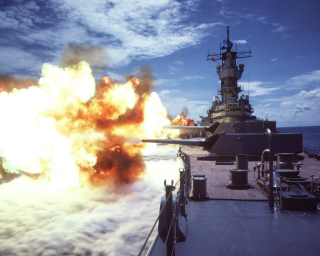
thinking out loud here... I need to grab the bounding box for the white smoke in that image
[124,135,142,145]
[0,145,179,256]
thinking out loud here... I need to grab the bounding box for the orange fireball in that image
[0,61,170,190]
[170,112,195,126]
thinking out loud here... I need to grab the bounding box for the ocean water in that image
[277,126,320,152]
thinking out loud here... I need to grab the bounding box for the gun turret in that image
[142,133,221,152]
[142,132,303,156]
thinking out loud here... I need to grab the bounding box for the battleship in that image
[138,27,320,256]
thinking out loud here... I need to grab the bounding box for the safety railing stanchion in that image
[165,180,175,256]
[266,128,274,208]
[179,170,185,217]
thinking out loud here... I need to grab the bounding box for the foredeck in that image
[146,146,320,256]
[181,146,319,200]
[174,200,320,256]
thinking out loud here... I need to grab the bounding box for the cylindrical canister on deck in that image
[236,154,248,169]
[191,175,207,198]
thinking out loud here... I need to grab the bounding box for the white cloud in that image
[218,10,267,23]
[57,0,221,67]
[293,104,313,117]
[271,58,277,62]
[0,11,20,29]
[280,34,290,39]
[153,78,178,87]
[0,1,41,31]
[1,0,221,75]
[271,25,289,33]
[295,87,320,99]
[271,24,290,39]
[238,81,279,96]
[159,89,179,96]
[280,101,293,107]
[234,40,247,44]
[169,65,181,74]
[105,71,126,82]
[287,70,320,89]
[254,86,320,126]
[0,46,43,75]
[185,76,205,80]
[168,61,185,74]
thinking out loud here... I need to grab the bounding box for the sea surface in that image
[277,126,320,152]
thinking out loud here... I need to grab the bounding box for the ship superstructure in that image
[166,27,276,137]
[203,26,253,124]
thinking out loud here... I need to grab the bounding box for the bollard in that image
[236,154,248,169]
[226,154,252,189]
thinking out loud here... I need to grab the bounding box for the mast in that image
[206,26,253,123]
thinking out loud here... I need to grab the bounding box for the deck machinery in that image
[257,153,318,211]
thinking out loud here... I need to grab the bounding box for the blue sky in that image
[1,0,320,127]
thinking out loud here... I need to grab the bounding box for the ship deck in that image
[175,200,320,256]
[179,147,320,256]
[146,147,320,256]
[181,146,319,201]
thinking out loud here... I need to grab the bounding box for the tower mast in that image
[205,27,253,123]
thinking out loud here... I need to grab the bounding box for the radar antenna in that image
[207,26,251,66]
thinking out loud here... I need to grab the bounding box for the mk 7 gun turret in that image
[142,132,303,159]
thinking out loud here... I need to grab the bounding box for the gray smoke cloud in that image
[0,145,179,256]
[60,43,110,76]
[181,106,189,116]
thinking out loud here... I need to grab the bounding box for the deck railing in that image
[303,147,320,160]
[138,150,190,256]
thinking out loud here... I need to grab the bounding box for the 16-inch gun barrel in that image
[141,138,206,147]
[141,132,303,155]
[163,125,209,130]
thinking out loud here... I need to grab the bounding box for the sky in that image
[1,0,320,127]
